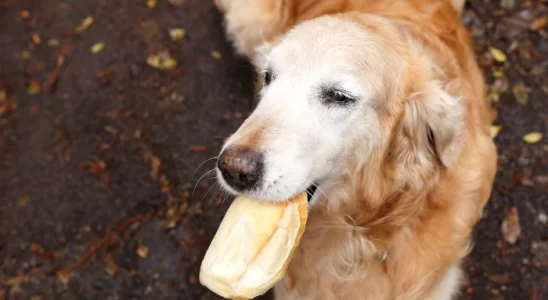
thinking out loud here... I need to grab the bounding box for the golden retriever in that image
[213,0,498,299]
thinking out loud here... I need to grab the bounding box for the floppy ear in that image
[401,84,464,168]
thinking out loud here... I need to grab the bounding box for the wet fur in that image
[214,0,497,299]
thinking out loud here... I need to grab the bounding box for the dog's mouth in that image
[306,185,318,202]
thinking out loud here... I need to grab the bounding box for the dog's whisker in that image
[192,156,218,179]
[192,168,216,197]
[203,181,222,205]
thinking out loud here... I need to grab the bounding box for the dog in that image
[212,0,497,299]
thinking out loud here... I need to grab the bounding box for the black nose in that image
[217,147,264,191]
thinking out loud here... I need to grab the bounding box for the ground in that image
[0,0,546,299]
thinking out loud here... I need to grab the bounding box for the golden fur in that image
[214,0,497,299]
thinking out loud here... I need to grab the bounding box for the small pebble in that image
[538,212,547,224]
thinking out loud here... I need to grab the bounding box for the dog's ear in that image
[400,84,464,168]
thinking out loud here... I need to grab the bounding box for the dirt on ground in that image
[0,0,547,299]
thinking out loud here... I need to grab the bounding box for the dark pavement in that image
[0,0,546,299]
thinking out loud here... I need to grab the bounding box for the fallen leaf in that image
[0,90,5,101]
[499,0,515,9]
[530,65,545,76]
[146,51,177,70]
[489,47,507,63]
[512,83,528,105]
[137,242,149,258]
[160,176,172,193]
[28,80,41,95]
[190,145,206,152]
[90,41,105,54]
[147,0,157,8]
[0,98,16,115]
[492,69,504,78]
[18,194,29,207]
[103,125,117,135]
[168,0,184,6]
[490,91,500,103]
[32,33,41,44]
[169,28,185,41]
[150,156,162,180]
[490,126,502,138]
[57,268,71,284]
[488,273,511,284]
[211,51,222,60]
[75,16,94,33]
[47,39,60,47]
[83,160,107,178]
[522,132,543,144]
[530,16,548,31]
[164,201,188,229]
[17,50,31,61]
[104,254,118,277]
[501,207,521,244]
[164,206,179,229]
[3,274,29,290]
[21,10,30,19]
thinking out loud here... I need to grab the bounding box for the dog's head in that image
[216,14,464,203]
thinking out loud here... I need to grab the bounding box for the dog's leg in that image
[214,0,294,61]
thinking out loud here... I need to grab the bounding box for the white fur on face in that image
[217,16,387,202]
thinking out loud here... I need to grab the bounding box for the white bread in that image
[199,192,308,299]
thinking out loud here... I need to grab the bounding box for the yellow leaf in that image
[490,126,502,138]
[147,0,157,8]
[90,41,105,54]
[47,39,60,47]
[28,80,41,96]
[492,69,504,78]
[211,51,222,60]
[169,28,185,41]
[499,0,515,9]
[522,132,543,144]
[512,83,528,105]
[0,90,5,101]
[75,16,94,33]
[164,206,178,229]
[489,47,507,63]
[489,91,500,103]
[146,52,177,70]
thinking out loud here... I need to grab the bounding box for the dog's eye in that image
[322,87,355,105]
[263,69,273,85]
